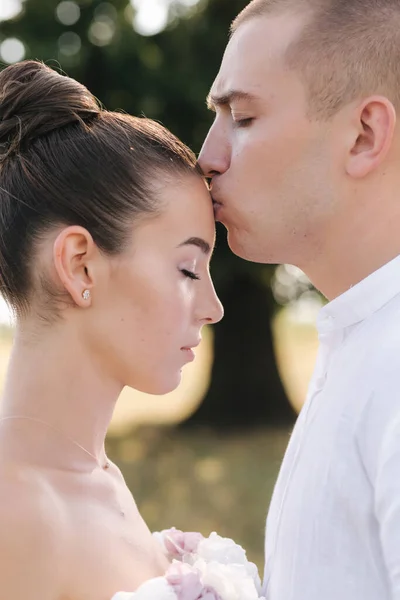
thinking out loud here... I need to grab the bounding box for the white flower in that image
[121,530,265,600]
[197,532,247,565]
[111,578,178,600]
[195,532,262,593]
[193,559,260,600]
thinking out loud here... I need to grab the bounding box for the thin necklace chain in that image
[0,415,110,470]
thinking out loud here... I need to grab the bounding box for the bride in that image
[0,60,224,600]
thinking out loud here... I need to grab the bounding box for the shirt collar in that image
[317,254,400,334]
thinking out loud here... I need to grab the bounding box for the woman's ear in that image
[53,226,96,307]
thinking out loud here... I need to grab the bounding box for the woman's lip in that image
[181,341,200,350]
[181,348,195,362]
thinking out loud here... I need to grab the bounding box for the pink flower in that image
[166,562,222,600]
[162,528,205,559]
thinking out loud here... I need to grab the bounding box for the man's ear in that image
[346,96,396,179]
[53,226,96,307]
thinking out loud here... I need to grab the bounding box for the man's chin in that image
[226,230,275,264]
[226,230,252,260]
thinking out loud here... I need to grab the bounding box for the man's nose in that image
[198,121,230,179]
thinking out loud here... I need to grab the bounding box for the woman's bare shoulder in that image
[0,460,66,522]
[0,462,67,599]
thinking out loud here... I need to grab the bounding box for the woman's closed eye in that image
[181,268,201,281]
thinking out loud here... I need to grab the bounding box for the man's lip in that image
[212,199,223,218]
[213,200,223,221]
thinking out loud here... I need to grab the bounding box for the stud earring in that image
[82,289,91,301]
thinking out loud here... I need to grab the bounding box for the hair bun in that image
[0,60,100,161]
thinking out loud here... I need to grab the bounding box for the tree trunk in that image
[184,272,296,429]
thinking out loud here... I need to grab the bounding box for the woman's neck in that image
[0,321,122,467]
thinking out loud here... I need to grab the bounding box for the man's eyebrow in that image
[178,237,212,255]
[206,89,258,110]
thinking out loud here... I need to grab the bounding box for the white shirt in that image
[263,255,400,600]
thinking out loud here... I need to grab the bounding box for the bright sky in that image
[0,0,20,21]
[131,0,200,35]
[0,1,201,61]
[0,0,201,35]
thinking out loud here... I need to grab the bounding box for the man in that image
[199,1,400,598]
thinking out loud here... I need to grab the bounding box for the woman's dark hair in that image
[0,60,202,316]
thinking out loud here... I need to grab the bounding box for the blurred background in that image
[0,0,323,570]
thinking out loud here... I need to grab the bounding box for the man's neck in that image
[300,201,400,300]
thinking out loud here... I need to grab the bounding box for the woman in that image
[0,60,223,600]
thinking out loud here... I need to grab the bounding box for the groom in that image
[199,1,400,599]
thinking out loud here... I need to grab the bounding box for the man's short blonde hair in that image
[231,0,400,119]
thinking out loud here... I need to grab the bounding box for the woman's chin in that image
[130,371,183,396]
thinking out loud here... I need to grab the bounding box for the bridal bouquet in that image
[112,528,265,600]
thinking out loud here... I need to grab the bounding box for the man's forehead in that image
[210,33,274,102]
[219,12,305,72]
[210,14,305,101]
[211,31,265,94]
